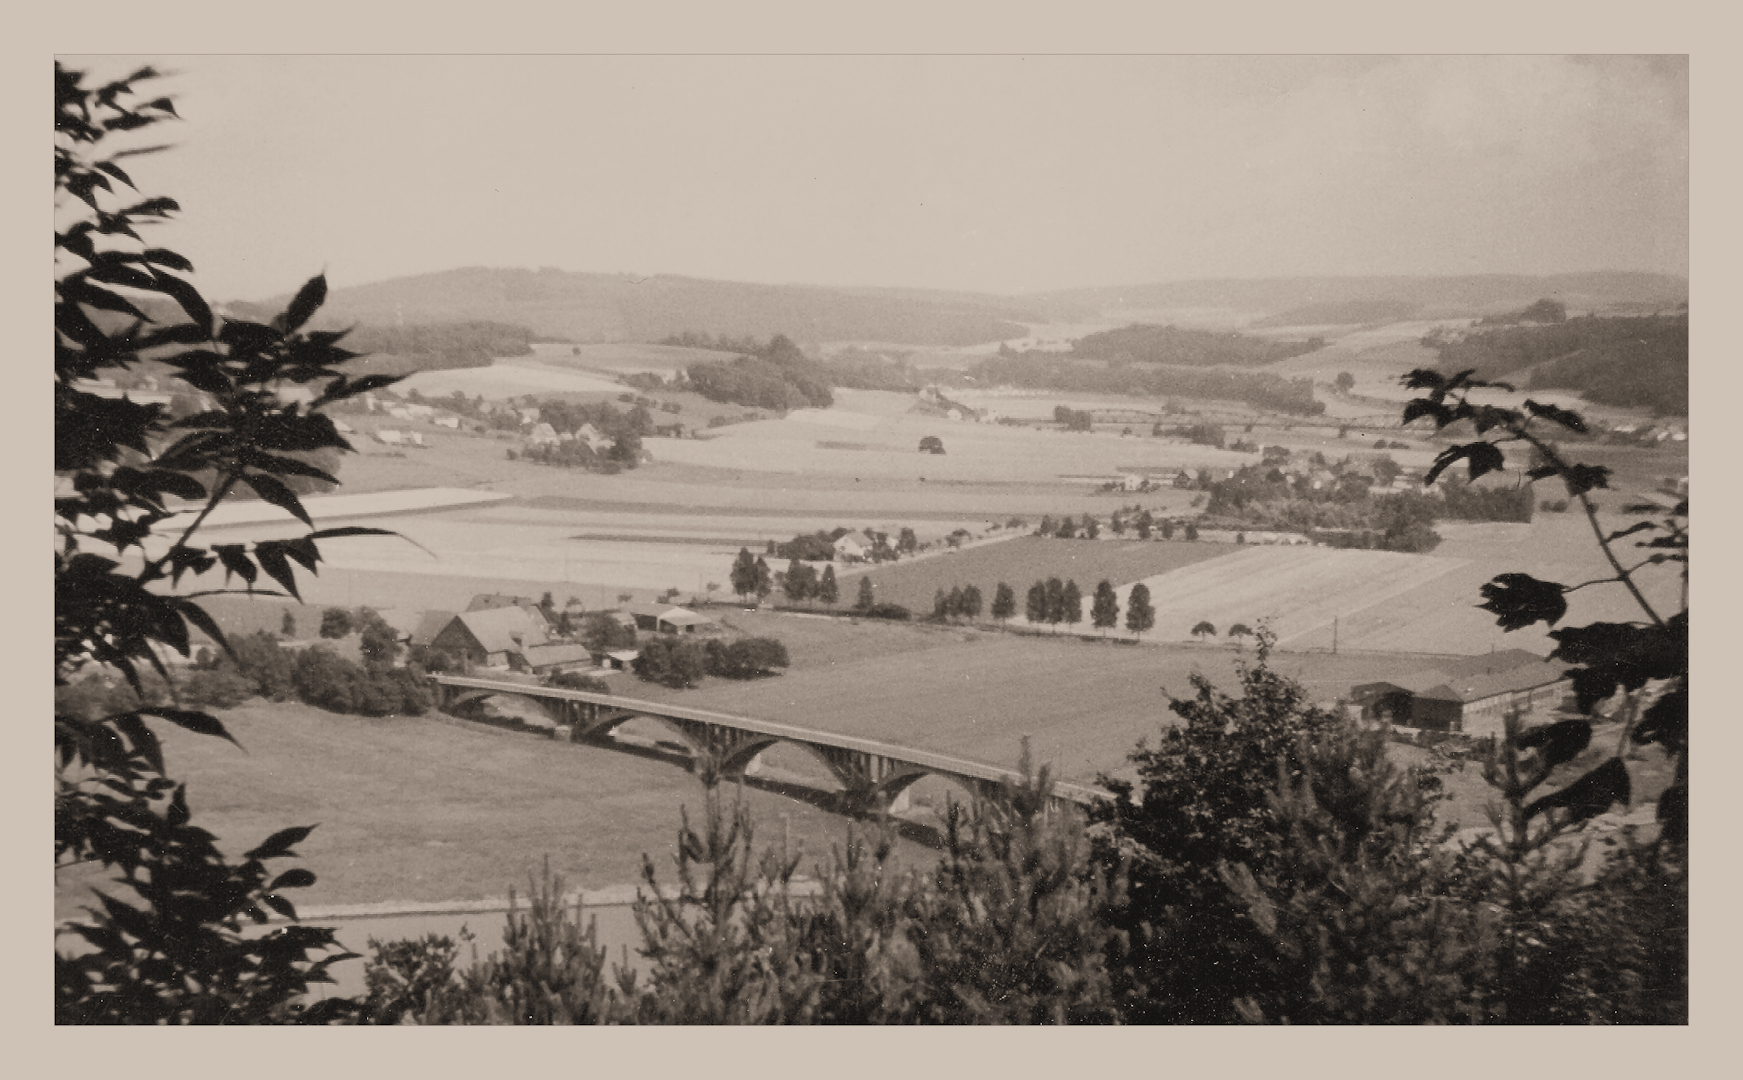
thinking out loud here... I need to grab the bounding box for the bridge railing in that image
[428,674,1111,806]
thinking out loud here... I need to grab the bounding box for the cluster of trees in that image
[1035,511,1194,542]
[683,334,835,411]
[1069,323,1324,367]
[971,352,1326,416]
[1161,421,1225,447]
[515,434,643,471]
[1426,311,1687,415]
[658,331,769,354]
[849,576,911,620]
[780,559,841,607]
[339,321,536,372]
[1053,405,1094,431]
[632,635,790,689]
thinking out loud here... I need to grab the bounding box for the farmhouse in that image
[374,429,404,446]
[428,606,550,668]
[1350,649,1572,737]
[409,609,458,648]
[467,594,551,627]
[514,642,593,674]
[833,534,868,561]
[626,603,719,635]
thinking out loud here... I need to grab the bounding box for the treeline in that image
[341,321,536,371]
[970,352,1325,416]
[632,635,790,689]
[1426,311,1687,415]
[1070,323,1326,366]
[683,334,835,410]
[56,616,432,722]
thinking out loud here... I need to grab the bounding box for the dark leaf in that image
[277,274,327,334]
[246,824,317,861]
[172,599,230,658]
[307,526,396,540]
[1632,684,1687,749]
[1523,399,1588,433]
[1478,573,1568,631]
[269,868,318,890]
[1523,757,1630,823]
[253,541,301,600]
[140,247,194,273]
[1606,521,1658,542]
[1513,718,1592,771]
[1563,463,1612,497]
[138,707,240,747]
[241,472,311,527]
[152,271,213,335]
[261,893,298,921]
[166,784,190,827]
[1464,441,1505,481]
[1402,399,1455,429]
[1656,783,1687,845]
[213,544,258,585]
[1400,369,1446,391]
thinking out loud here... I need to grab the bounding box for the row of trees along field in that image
[1035,509,1197,540]
[56,65,1684,1025]
[1423,307,1688,415]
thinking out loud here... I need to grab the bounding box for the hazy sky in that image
[66,54,1688,301]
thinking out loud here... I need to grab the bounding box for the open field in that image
[395,360,628,398]
[1117,545,1469,645]
[1287,514,1684,656]
[53,700,934,922]
[620,610,1453,788]
[847,535,1237,616]
[528,340,720,376]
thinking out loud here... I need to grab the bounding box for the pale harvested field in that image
[625,612,1449,787]
[528,341,720,375]
[848,535,1237,616]
[1114,546,1468,645]
[1287,515,1684,656]
[395,360,627,399]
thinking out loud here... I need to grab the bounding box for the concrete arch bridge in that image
[429,675,1108,816]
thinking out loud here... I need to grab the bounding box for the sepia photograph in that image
[54,50,1688,1025]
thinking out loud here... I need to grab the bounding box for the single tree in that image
[1110,510,1127,536]
[934,588,951,621]
[1025,581,1048,628]
[1036,515,1055,537]
[320,607,354,639]
[1082,515,1099,540]
[1183,521,1200,542]
[729,548,758,601]
[1055,516,1076,540]
[1228,623,1253,649]
[1061,580,1084,633]
[1044,578,1066,633]
[948,586,966,621]
[960,584,984,623]
[855,575,875,612]
[752,557,773,602]
[1334,371,1356,394]
[818,564,839,609]
[704,581,720,603]
[1125,582,1156,641]
[280,609,296,639]
[897,527,918,554]
[783,558,811,604]
[1160,518,1176,540]
[991,582,1016,627]
[1191,620,1216,640]
[1090,581,1120,636]
[539,592,556,621]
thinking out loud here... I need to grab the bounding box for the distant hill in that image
[226,268,1687,351]
[1426,311,1688,416]
[247,267,1036,348]
[1027,273,1687,324]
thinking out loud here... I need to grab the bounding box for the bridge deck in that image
[430,675,1110,805]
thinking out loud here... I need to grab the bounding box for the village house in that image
[1349,649,1572,738]
[374,429,404,446]
[832,534,868,562]
[427,606,550,668]
[625,603,720,635]
[527,422,560,447]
